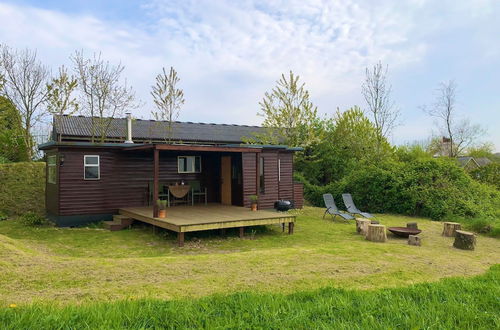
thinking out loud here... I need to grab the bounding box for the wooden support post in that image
[356,218,371,236]
[178,232,184,247]
[288,222,294,235]
[442,222,461,237]
[239,227,244,238]
[453,230,476,250]
[282,223,285,232]
[366,224,387,242]
[153,148,159,218]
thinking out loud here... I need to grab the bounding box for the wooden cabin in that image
[39,115,304,245]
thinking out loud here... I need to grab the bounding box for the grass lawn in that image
[0,207,498,307]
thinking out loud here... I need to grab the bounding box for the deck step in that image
[104,216,134,231]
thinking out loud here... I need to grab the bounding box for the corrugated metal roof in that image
[54,115,273,144]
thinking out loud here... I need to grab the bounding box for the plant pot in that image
[158,209,167,218]
[251,203,258,211]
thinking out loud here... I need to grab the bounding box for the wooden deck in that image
[118,204,295,246]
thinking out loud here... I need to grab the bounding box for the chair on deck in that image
[190,180,207,205]
[323,193,354,221]
[148,182,168,205]
[342,193,373,218]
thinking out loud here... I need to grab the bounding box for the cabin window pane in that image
[47,155,56,184]
[84,155,100,180]
[178,156,201,173]
[259,156,265,193]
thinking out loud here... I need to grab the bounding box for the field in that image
[0,207,499,328]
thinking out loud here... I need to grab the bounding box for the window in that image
[259,156,265,193]
[178,156,201,173]
[84,155,100,180]
[47,155,56,184]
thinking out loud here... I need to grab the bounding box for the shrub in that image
[470,163,500,190]
[0,162,45,216]
[0,210,7,221]
[19,211,48,226]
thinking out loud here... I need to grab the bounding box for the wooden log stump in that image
[453,230,476,250]
[366,224,387,242]
[407,222,418,230]
[356,218,371,235]
[408,235,421,246]
[442,222,461,237]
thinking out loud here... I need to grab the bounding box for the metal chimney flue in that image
[124,112,134,144]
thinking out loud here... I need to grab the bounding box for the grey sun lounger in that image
[342,193,373,218]
[323,193,355,220]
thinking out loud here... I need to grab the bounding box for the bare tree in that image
[424,80,485,157]
[0,45,50,159]
[71,51,138,143]
[46,65,79,141]
[150,67,184,143]
[258,71,319,147]
[362,61,400,151]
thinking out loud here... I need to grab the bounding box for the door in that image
[221,156,232,205]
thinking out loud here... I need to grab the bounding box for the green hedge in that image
[0,162,45,216]
[298,158,500,221]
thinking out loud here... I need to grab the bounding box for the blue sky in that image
[1,0,499,150]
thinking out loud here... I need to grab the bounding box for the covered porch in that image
[118,204,296,246]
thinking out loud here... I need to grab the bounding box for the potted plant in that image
[249,195,258,211]
[156,199,167,218]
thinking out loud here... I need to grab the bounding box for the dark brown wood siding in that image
[293,182,304,209]
[278,152,293,201]
[258,150,279,209]
[242,152,257,208]
[57,148,221,216]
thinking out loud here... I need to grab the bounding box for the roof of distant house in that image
[52,115,275,144]
[475,157,493,167]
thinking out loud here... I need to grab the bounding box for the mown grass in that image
[0,207,498,306]
[1,265,499,329]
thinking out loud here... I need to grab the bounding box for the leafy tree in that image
[467,143,497,160]
[0,45,49,159]
[362,61,400,156]
[150,67,185,143]
[258,71,320,148]
[470,163,500,190]
[0,96,29,162]
[72,51,138,143]
[423,80,485,157]
[46,65,79,141]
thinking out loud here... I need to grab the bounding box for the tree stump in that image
[366,224,387,242]
[453,230,476,250]
[408,235,421,246]
[442,222,461,237]
[356,218,371,235]
[407,222,418,230]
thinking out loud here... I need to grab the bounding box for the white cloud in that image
[0,0,498,151]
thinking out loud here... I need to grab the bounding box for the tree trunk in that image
[453,230,476,250]
[408,235,421,246]
[366,224,387,242]
[442,222,461,237]
[407,222,418,230]
[356,218,371,236]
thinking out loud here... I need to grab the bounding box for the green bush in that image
[302,158,500,221]
[0,162,45,216]
[19,211,48,226]
[470,163,500,190]
[0,210,7,221]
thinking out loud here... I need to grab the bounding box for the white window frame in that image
[278,159,281,182]
[177,156,202,173]
[84,155,100,180]
[47,155,57,184]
